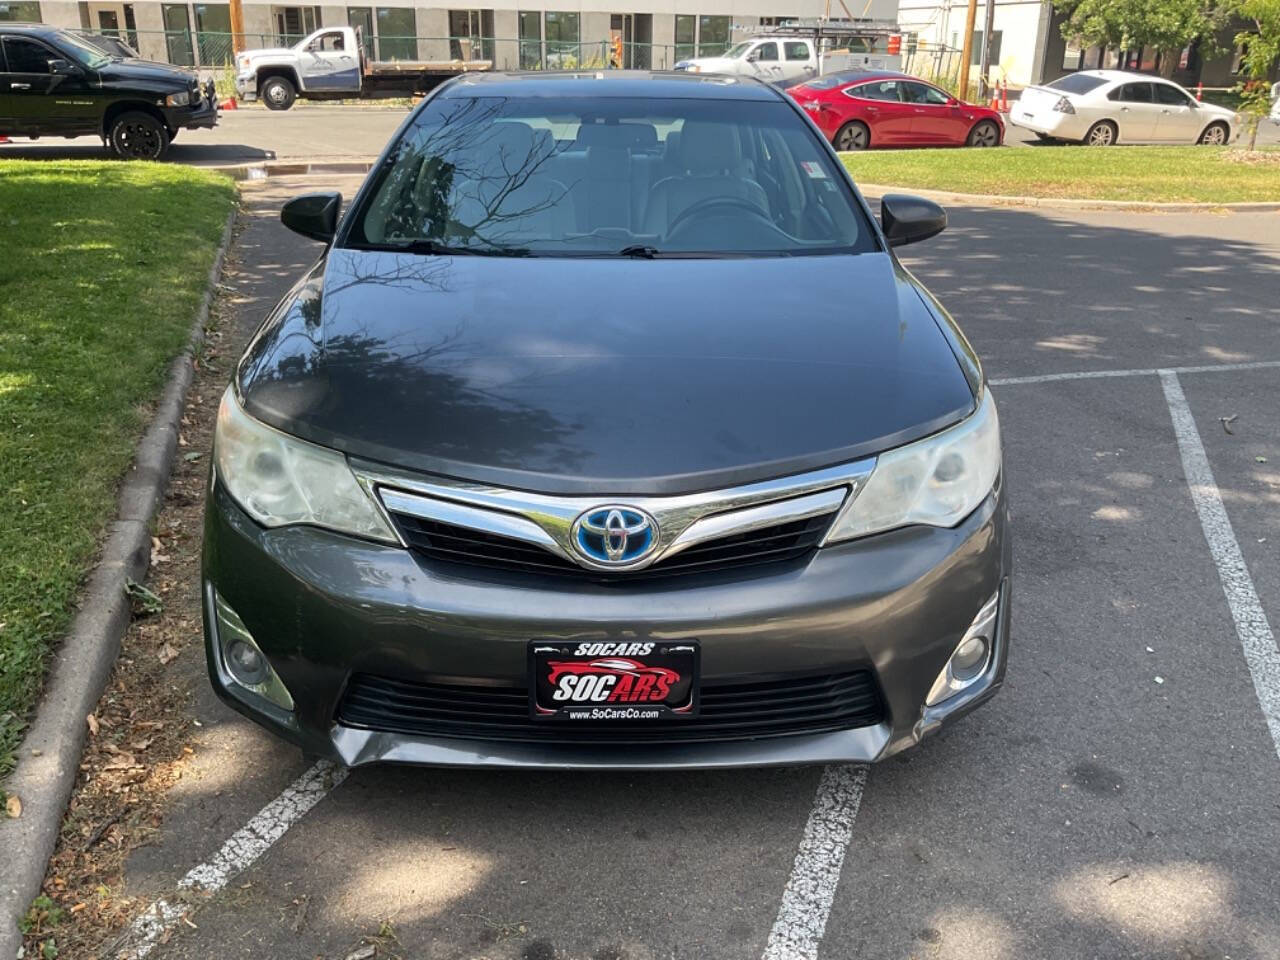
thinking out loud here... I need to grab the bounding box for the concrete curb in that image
[856,182,1280,213]
[0,209,237,960]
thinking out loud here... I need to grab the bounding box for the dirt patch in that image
[21,213,248,960]
[1223,148,1280,166]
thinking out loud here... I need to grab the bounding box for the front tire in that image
[261,76,297,111]
[108,111,169,160]
[1083,120,1117,146]
[1198,121,1229,145]
[833,121,869,151]
[966,120,1000,147]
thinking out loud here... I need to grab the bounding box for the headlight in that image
[214,387,397,543]
[164,91,190,107]
[824,388,1001,543]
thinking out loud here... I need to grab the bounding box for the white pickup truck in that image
[234,26,490,110]
[673,35,901,85]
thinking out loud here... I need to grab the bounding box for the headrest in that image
[680,121,741,174]
[488,121,538,168]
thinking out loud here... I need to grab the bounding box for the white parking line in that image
[1161,372,1280,761]
[762,764,869,960]
[118,760,347,959]
[991,358,1280,386]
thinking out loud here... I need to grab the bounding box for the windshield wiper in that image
[354,239,531,257]
[617,245,661,258]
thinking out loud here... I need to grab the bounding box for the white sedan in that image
[1010,70,1239,145]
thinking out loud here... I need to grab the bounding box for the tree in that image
[1057,0,1227,77]
[1231,0,1280,149]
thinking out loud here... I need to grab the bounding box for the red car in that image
[787,70,1005,150]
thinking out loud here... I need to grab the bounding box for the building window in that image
[448,9,493,61]
[375,6,416,61]
[161,3,194,65]
[544,11,578,65]
[904,31,917,56]
[272,5,319,45]
[0,2,41,22]
[697,14,729,56]
[970,29,1001,65]
[194,3,232,65]
[348,6,374,57]
[674,14,694,61]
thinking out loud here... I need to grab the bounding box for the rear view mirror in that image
[281,192,342,243]
[880,194,947,248]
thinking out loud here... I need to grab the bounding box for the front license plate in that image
[530,640,699,721]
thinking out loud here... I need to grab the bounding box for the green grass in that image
[841,145,1280,203]
[0,162,235,781]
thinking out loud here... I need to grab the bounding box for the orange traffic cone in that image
[1000,81,1009,112]
[219,97,238,110]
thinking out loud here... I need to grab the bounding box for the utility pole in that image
[229,0,245,54]
[957,0,977,101]
[977,0,996,101]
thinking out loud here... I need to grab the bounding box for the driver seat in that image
[641,121,769,236]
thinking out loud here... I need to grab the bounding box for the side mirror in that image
[49,58,81,76]
[947,96,961,105]
[880,193,947,248]
[281,192,342,243]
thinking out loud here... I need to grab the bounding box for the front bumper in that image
[235,70,258,102]
[202,477,1012,769]
[162,89,219,131]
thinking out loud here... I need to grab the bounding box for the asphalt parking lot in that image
[99,178,1280,960]
[2,103,1277,164]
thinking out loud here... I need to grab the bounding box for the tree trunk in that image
[1248,117,1258,151]
[1158,49,1177,79]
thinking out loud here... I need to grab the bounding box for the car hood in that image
[237,249,977,495]
[241,47,297,61]
[98,59,195,84]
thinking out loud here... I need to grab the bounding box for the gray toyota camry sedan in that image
[203,71,1010,769]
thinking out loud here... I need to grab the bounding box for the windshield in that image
[54,30,113,68]
[724,41,753,59]
[347,94,875,258]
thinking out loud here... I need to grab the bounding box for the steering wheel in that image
[666,195,773,237]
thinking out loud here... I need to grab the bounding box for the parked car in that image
[204,71,1010,770]
[788,69,1005,149]
[673,33,902,85]
[234,25,489,110]
[1010,70,1239,145]
[0,22,216,158]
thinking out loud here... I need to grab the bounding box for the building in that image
[896,0,1250,89]
[0,0,899,70]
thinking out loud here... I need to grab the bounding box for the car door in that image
[744,41,784,83]
[1106,81,1160,141]
[845,79,915,145]
[1,36,73,134]
[781,40,816,84]
[1151,81,1201,142]
[899,79,969,144]
[297,29,359,92]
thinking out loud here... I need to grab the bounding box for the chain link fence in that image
[117,29,709,71]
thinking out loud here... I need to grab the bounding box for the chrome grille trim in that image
[351,457,876,574]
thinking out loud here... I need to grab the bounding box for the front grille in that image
[337,669,886,744]
[388,511,837,580]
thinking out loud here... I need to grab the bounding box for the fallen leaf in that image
[158,643,179,666]
[1257,456,1268,463]
[345,947,376,960]
[183,451,203,462]
[87,714,100,736]
[5,794,21,818]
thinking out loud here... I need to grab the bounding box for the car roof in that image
[0,22,61,36]
[1070,69,1181,84]
[440,70,784,101]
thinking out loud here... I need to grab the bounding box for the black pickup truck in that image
[0,22,217,159]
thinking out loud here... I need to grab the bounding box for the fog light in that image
[950,636,989,681]
[226,638,266,686]
[926,591,999,706]
[213,590,294,711]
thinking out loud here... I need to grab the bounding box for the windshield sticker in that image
[801,161,827,179]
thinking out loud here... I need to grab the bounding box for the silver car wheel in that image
[1200,123,1227,145]
[1085,121,1116,146]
